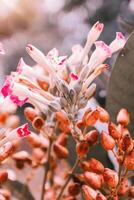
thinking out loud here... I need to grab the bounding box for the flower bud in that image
[53,143,69,159]
[96,192,107,200]
[68,183,80,196]
[0,171,8,184]
[103,168,119,188]
[97,106,110,123]
[117,108,130,126]
[108,122,122,139]
[82,185,97,200]
[76,142,89,158]
[124,150,134,170]
[84,130,98,145]
[83,109,99,126]
[24,107,38,122]
[32,116,45,130]
[100,131,115,150]
[0,142,14,162]
[84,171,102,189]
[118,178,129,196]
[129,186,134,197]
[120,134,133,153]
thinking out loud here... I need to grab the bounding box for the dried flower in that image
[103,168,119,188]
[101,131,115,150]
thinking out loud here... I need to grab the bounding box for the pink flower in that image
[109,32,126,53]
[17,123,31,138]
[95,41,112,57]
[47,48,67,66]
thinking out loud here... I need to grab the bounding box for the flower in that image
[109,32,126,53]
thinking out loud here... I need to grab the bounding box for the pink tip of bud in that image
[17,123,31,138]
[95,41,112,57]
[116,32,125,40]
[70,72,78,80]
[1,76,12,97]
[94,21,104,31]
[26,44,33,53]
[0,43,5,55]
[10,95,28,107]
[58,56,67,65]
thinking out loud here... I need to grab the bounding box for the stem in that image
[56,158,80,200]
[40,139,52,200]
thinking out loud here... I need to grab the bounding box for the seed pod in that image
[119,134,133,153]
[55,112,70,124]
[0,171,8,184]
[108,122,122,139]
[100,131,115,150]
[84,171,102,189]
[118,178,129,196]
[124,150,134,170]
[96,192,107,200]
[103,168,119,188]
[56,133,68,147]
[68,183,80,196]
[129,186,134,197]
[32,116,45,130]
[24,107,38,122]
[28,133,42,148]
[117,108,130,126]
[53,143,69,159]
[0,189,11,200]
[84,130,98,145]
[0,112,8,124]
[0,142,14,162]
[82,185,97,200]
[84,109,99,126]
[97,106,110,123]
[82,158,104,174]
[76,142,89,158]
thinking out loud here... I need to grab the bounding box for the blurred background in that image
[0,0,134,108]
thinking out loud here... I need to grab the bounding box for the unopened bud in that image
[84,171,102,189]
[82,185,97,200]
[53,143,69,159]
[82,158,104,174]
[117,108,130,126]
[101,131,115,150]
[103,168,119,188]
[76,142,89,158]
[84,130,98,145]
[83,109,99,126]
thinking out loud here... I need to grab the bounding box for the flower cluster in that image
[0,21,133,200]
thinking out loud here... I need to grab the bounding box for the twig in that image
[40,139,53,200]
[56,158,80,200]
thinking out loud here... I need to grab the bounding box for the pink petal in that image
[17,57,26,74]
[95,41,112,57]
[70,72,78,80]
[0,43,5,55]
[17,123,31,138]
[10,95,28,107]
[1,76,12,97]
[116,32,125,40]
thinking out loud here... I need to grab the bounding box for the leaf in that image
[106,31,134,132]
